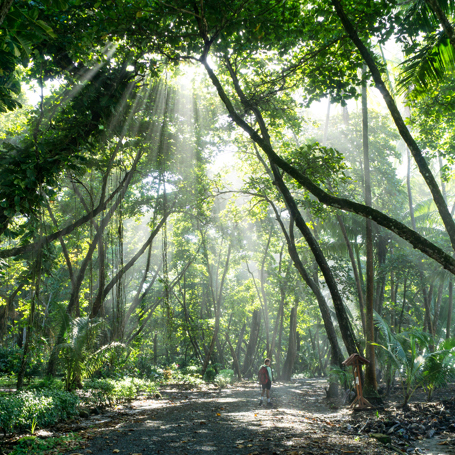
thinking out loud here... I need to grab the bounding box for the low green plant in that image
[0,390,79,435]
[422,339,455,401]
[59,316,126,390]
[204,366,217,381]
[10,433,82,455]
[329,365,354,391]
[83,377,159,406]
[374,313,433,408]
[27,375,64,391]
[214,369,234,388]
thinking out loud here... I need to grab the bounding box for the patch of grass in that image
[9,433,82,455]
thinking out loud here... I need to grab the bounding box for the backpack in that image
[258,366,269,384]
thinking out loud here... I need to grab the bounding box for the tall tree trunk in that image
[433,281,444,338]
[260,229,272,358]
[270,245,286,359]
[398,274,408,333]
[447,280,453,340]
[201,243,231,377]
[331,0,455,253]
[267,199,344,367]
[374,233,388,317]
[255,150,358,357]
[242,309,261,376]
[282,306,298,381]
[337,214,366,336]
[226,333,242,381]
[362,65,377,392]
[17,254,42,389]
[407,147,416,230]
[235,322,246,375]
[276,303,284,377]
[323,97,330,146]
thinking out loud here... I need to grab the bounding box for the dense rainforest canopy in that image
[2,0,455,402]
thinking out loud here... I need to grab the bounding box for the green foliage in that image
[287,142,350,190]
[203,366,217,382]
[27,375,64,391]
[0,390,79,435]
[10,433,82,455]
[59,316,126,390]
[374,313,432,407]
[214,369,235,388]
[83,377,159,407]
[422,339,455,401]
[329,365,354,391]
[0,346,22,374]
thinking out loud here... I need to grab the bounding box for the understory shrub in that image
[0,347,42,379]
[204,366,217,381]
[83,377,159,407]
[0,346,22,374]
[214,369,234,387]
[0,390,79,435]
[9,433,82,455]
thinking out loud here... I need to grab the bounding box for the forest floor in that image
[4,378,455,455]
[43,378,453,455]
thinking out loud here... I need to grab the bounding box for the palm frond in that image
[398,31,455,94]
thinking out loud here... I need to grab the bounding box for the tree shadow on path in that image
[65,379,395,455]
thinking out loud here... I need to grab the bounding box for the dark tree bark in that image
[199,54,455,275]
[425,0,455,49]
[234,322,246,375]
[250,147,357,358]
[260,229,272,358]
[242,309,261,377]
[0,152,133,259]
[362,65,377,392]
[226,333,242,381]
[337,214,366,336]
[407,147,417,231]
[268,162,359,356]
[266,198,344,367]
[0,284,24,342]
[0,0,13,25]
[282,306,298,381]
[331,0,455,253]
[448,280,453,340]
[201,243,231,377]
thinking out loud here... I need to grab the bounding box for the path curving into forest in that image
[62,379,395,455]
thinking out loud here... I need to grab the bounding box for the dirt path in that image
[61,379,398,455]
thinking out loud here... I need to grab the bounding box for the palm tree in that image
[59,316,124,390]
[374,313,432,408]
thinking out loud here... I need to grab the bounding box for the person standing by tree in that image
[258,358,273,406]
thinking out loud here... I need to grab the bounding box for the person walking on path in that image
[258,358,273,407]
